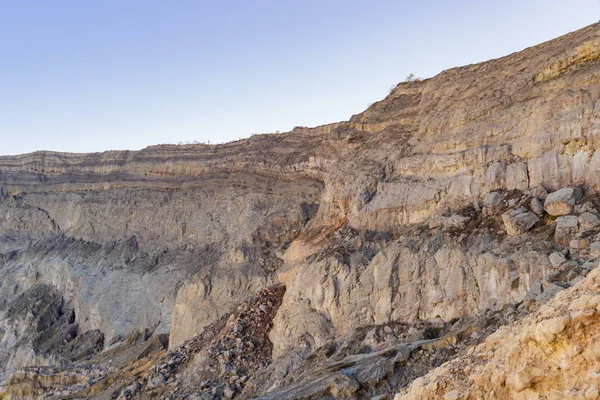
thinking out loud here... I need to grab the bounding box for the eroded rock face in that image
[396,267,600,400]
[1,21,600,399]
[270,226,553,358]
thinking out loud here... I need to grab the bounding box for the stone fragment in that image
[483,191,502,208]
[530,197,544,215]
[591,242,600,258]
[223,386,235,399]
[549,252,567,268]
[147,372,166,388]
[502,208,539,235]
[259,304,270,313]
[527,186,548,200]
[544,187,581,216]
[570,238,588,250]
[578,201,598,215]
[585,387,599,400]
[579,211,600,231]
[546,270,569,283]
[525,280,564,306]
[555,215,579,247]
[583,261,597,271]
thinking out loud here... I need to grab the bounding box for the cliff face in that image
[397,265,600,400]
[1,23,600,399]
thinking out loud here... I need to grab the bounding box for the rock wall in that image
[0,22,600,390]
[396,265,600,400]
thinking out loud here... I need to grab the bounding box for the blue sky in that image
[1,1,599,155]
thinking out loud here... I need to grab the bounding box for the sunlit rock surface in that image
[1,22,600,399]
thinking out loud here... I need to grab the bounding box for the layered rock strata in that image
[1,22,600,399]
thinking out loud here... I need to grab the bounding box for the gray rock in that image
[483,191,502,208]
[527,186,548,200]
[582,261,597,271]
[147,372,166,388]
[502,208,539,235]
[529,197,544,216]
[555,215,579,247]
[223,387,235,399]
[123,381,141,396]
[544,187,581,216]
[259,304,270,313]
[549,252,567,268]
[578,211,600,231]
[577,201,598,215]
[590,241,600,259]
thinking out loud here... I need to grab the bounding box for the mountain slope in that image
[0,22,600,399]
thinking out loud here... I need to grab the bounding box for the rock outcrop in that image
[396,266,600,400]
[1,21,600,399]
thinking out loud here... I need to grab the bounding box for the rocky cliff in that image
[1,22,600,400]
[396,263,600,400]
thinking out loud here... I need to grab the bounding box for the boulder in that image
[582,261,597,271]
[590,242,600,259]
[147,372,166,388]
[502,208,539,235]
[525,279,565,306]
[223,387,235,399]
[530,197,544,216]
[578,211,600,232]
[577,201,598,215]
[483,191,502,208]
[555,216,579,247]
[569,238,588,250]
[549,252,567,268]
[527,186,548,200]
[544,187,581,216]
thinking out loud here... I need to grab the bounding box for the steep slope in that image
[0,22,599,399]
[397,265,600,400]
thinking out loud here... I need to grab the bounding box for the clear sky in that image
[1,1,599,155]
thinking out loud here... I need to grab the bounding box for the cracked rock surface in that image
[2,22,600,400]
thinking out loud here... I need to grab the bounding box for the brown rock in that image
[544,188,581,216]
[502,208,539,235]
[555,215,579,247]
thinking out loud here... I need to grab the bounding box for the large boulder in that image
[555,215,579,247]
[502,208,539,235]
[544,187,582,216]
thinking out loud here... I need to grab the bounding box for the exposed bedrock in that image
[1,22,600,396]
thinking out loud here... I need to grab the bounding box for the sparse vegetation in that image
[404,73,421,82]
